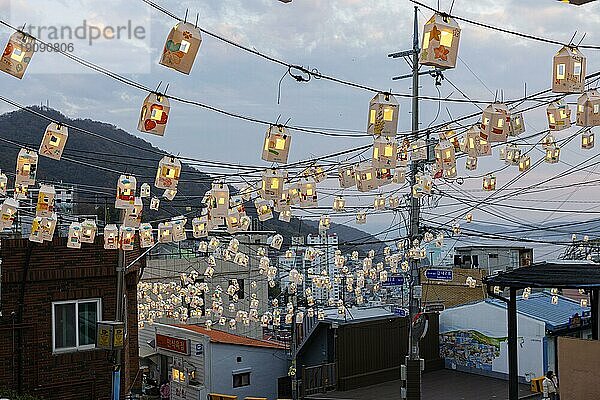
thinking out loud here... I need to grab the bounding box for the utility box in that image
[96,321,125,350]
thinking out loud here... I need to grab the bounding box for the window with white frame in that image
[52,298,102,352]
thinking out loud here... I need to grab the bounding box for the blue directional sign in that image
[393,308,408,317]
[425,268,453,281]
[382,275,405,287]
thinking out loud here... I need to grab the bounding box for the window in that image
[556,63,565,79]
[233,372,250,388]
[52,299,101,352]
[488,253,498,259]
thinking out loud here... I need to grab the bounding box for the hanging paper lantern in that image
[582,129,595,149]
[262,125,291,163]
[123,197,143,228]
[576,90,600,127]
[104,224,119,249]
[481,104,510,143]
[367,92,399,137]
[138,92,170,136]
[393,168,406,184]
[115,175,137,209]
[545,145,560,164]
[39,123,68,160]
[483,174,496,191]
[397,139,410,167]
[519,155,531,172]
[443,164,457,179]
[155,156,181,190]
[67,222,82,249]
[158,221,174,243]
[434,140,456,173]
[376,168,393,187]
[80,219,97,244]
[552,45,586,94]
[160,21,202,74]
[270,234,283,250]
[211,182,229,217]
[29,216,45,243]
[411,139,428,161]
[192,216,209,238]
[356,211,367,224]
[261,169,287,200]
[509,113,525,137]
[171,216,187,242]
[372,137,398,168]
[150,197,160,211]
[0,31,35,79]
[338,164,356,188]
[542,133,556,150]
[119,226,135,251]
[279,207,292,223]
[465,213,473,223]
[465,156,477,171]
[298,179,318,207]
[255,198,273,221]
[374,195,386,211]
[332,196,345,212]
[419,12,461,69]
[0,198,19,230]
[35,184,55,217]
[505,144,521,166]
[547,101,572,131]
[319,215,331,232]
[163,188,177,201]
[389,196,400,209]
[303,165,326,183]
[419,174,433,195]
[15,148,38,186]
[140,183,151,198]
[355,162,379,192]
[0,172,6,196]
[226,210,242,233]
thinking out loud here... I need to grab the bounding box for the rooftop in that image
[172,324,287,350]
[322,306,397,324]
[484,261,600,289]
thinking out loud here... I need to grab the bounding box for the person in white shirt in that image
[542,370,559,400]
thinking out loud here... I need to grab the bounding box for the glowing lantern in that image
[211,182,229,217]
[36,184,55,217]
[163,189,177,201]
[483,174,496,191]
[299,180,318,207]
[172,216,187,242]
[304,165,326,183]
[0,172,6,195]
[545,145,560,164]
[552,45,586,94]
[192,216,208,238]
[443,164,457,179]
[255,198,273,221]
[582,129,595,149]
[319,215,331,232]
[67,222,82,249]
[140,183,151,198]
[465,156,478,171]
[389,196,400,209]
[13,184,27,201]
[155,156,181,190]
[279,207,292,222]
[226,210,242,233]
[355,162,379,192]
[160,21,202,74]
[15,148,38,186]
[158,222,173,243]
[30,215,57,243]
[138,92,170,136]
[576,90,600,127]
[39,123,68,160]
[411,139,427,161]
[393,168,406,184]
[115,175,136,209]
[0,198,18,230]
[270,234,283,250]
[372,137,398,168]
[481,104,510,143]
[150,197,160,210]
[367,92,399,137]
[29,217,44,243]
[547,101,571,131]
[519,155,531,172]
[419,174,433,195]
[287,184,301,205]
[509,113,525,137]
[262,125,291,163]
[376,168,392,187]
[356,212,367,224]
[420,12,461,69]
[542,133,556,150]
[374,195,386,210]
[80,219,97,243]
[465,213,473,223]
[434,140,456,172]
[338,164,356,188]
[505,144,521,166]
[261,169,287,200]
[0,31,35,79]
[397,139,410,167]
[123,197,143,228]
[104,224,119,249]
[333,196,346,212]
[119,226,135,251]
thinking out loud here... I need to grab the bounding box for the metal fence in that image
[302,362,337,397]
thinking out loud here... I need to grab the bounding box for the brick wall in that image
[0,237,143,400]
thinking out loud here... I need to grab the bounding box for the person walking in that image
[160,380,171,400]
[543,370,559,400]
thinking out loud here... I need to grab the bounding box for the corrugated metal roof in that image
[323,306,397,324]
[172,324,287,349]
[487,292,590,331]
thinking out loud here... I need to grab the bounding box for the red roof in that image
[172,324,287,350]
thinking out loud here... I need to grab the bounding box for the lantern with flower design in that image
[119,226,135,251]
[160,21,202,74]
[552,45,586,94]
[39,123,68,160]
[0,31,35,79]
[367,92,399,137]
[15,148,38,186]
[547,101,571,131]
[483,174,496,191]
[481,103,510,143]
[115,175,137,209]
[155,156,181,190]
[419,12,461,69]
[36,184,55,217]
[138,92,170,136]
[262,125,291,163]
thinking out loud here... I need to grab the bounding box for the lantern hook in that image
[288,65,312,83]
[576,33,587,47]
[568,31,578,47]
[195,13,199,29]
[184,9,188,24]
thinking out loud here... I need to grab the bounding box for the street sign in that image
[425,268,453,281]
[393,308,408,317]
[195,343,204,356]
[382,275,405,287]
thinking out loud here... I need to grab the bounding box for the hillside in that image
[0,106,382,253]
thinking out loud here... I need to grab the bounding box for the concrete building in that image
[439,292,590,382]
[139,323,289,400]
[453,245,533,274]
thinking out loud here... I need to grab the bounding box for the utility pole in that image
[113,210,126,400]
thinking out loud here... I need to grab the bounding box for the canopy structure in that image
[483,261,600,400]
